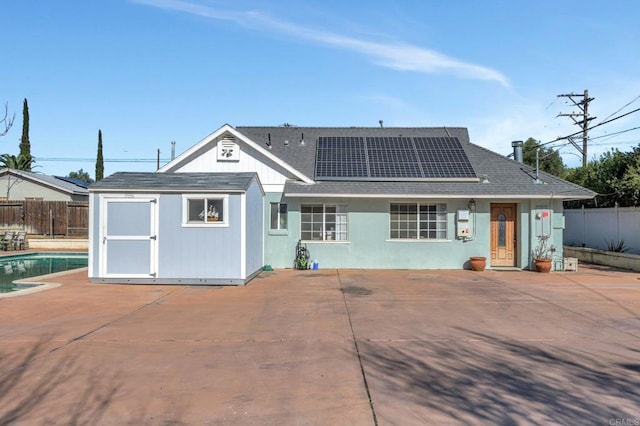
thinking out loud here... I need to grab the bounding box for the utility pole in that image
[557,90,595,167]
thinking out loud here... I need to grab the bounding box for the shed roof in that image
[89,172,261,193]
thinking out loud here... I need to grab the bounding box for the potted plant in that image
[532,235,552,273]
[469,256,486,271]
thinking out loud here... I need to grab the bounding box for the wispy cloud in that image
[132,0,510,87]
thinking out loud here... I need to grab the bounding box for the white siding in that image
[174,141,290,187]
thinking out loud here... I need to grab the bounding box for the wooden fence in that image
[0,200,89,238]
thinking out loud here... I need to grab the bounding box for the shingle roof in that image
[237,126,471,180]
[0,168,89,196]
[235,126,595,200]
[89,172,259,192]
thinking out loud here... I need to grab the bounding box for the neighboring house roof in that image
[0,168,89,197]
[54,175,91,189]
[235,126,595,200]
[89,172,262,194]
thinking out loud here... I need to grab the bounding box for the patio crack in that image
[337,270,378,426]
[47,287,185,355]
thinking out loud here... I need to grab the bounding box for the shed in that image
[88,172,264,285]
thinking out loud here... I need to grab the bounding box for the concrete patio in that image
[1,265,639,425]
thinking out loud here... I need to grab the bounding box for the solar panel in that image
[314,135,477,181]
[413,137,476,178]
[315,136,368,178]
[366,137,422,178]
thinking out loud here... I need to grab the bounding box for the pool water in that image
[0,253,88,293]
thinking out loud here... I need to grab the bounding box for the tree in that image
[564,145,640,208]
[0,153,35,171]
[522,137,565,178]
[67,168,94,184]
[1,102,14,137]
[19,99,31,171]
[95,129,104,181]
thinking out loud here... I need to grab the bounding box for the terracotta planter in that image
[534,258,552,273]
[469,256,486,271]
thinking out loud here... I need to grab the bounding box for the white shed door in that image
[101,197,158,278]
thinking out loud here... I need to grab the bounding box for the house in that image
[0,168,89,201]
[88,124,595,285]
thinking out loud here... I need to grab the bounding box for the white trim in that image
[269,202,288,231]
[240,193,246,279]
[158,124,314,184]
[100,194,159,278]
[300,203,349,242]
[181,193,230,227]
[389,201,448,241]
[284,192,593,200]
[385,239,452,243]
[88,194,95,277]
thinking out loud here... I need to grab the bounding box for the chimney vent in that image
[511,140,524,163]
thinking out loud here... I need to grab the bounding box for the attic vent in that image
[217,137,240,161]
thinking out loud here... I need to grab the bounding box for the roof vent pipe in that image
[300,132,305,146]
[267,133,272,149]
[511,140,524,163]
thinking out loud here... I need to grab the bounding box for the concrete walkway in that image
[1,266,639,425]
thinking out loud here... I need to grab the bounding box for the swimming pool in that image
[0,252,88,294]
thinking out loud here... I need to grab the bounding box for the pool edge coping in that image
[0,267,88,299]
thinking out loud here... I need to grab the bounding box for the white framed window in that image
[390,203,447,240]
[301,204,348,241]
[182,194,229,227]
[270,203,288,230]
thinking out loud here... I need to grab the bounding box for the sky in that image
[2,0,640,178]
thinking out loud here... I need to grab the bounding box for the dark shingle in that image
[235,126,594,200]
[89,172,258,192]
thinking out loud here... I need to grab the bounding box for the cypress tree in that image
[19,98,31,171]
[96,129,104,181]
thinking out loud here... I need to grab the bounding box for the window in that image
[183,195,228,226]
[301,204,348,241]
[390,203,447,240]
[270,203,288,230]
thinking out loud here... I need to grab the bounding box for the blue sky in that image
[3,0,640,178]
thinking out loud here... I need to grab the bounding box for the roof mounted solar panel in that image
[314,134,477,181]
[315,136,368,179]
[413,137,476,179]
[366,137,422,178]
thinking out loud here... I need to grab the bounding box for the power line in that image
[557,90,594,167]
[541,106,640,147]
[36,157,172,163]
[598,94,640,124]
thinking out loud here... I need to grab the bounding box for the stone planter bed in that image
[563,246,640,272]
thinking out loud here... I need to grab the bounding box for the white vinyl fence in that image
[564,206,640,255]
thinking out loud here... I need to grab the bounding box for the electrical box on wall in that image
[457,223,470,237]
[456,209,471,238]
[535,206,551,236]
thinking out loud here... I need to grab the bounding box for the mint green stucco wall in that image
[263,194,567,270]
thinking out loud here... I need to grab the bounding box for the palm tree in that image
[0,153,35,171]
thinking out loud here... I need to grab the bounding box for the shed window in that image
[390,203,447,240]
[270,203,288,230]
[182,195,229,227]
[301,204,348,241]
